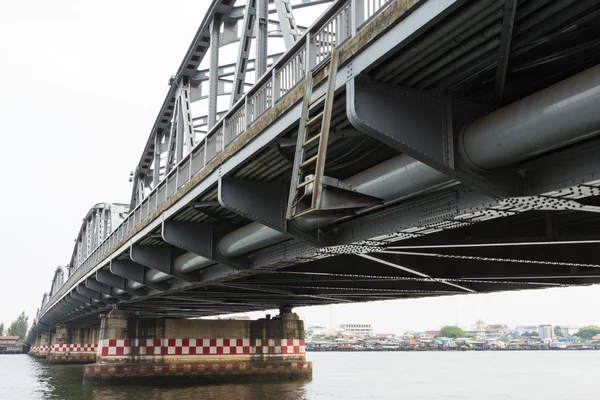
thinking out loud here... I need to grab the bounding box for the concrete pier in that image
[28,337,39,356]
[83,310,311,384]
[47,327,99,364]
[32,332,50,359]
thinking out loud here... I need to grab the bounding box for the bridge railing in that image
[41,0,396,318]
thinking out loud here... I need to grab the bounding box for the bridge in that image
[26,0,600,383]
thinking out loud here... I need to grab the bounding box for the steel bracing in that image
[27,0,600,342]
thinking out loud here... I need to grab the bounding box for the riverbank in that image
[307,341,600,352]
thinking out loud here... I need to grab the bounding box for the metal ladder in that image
[286,49,339,219]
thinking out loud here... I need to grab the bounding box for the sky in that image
[0,0,598,334]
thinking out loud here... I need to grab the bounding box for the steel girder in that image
[162,220,250,270]
[217,177,326,245]
[345,77,520,198]
[110,259,168,291]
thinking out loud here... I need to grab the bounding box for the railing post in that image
[203,136,208,167]
[244,96,250,130]
[272,68,279,106]
[351,0,365,34]
[306,33,317,73]
[220,119,226,152]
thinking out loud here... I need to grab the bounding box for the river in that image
[0,351,597,399]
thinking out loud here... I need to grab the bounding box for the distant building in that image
[222,316,250,320]
[0,336,19,345]
[339,324,374,337]
[425,330,441,337]
[558,326,579,336]
[539,324,554,340]
[416,332,434,340]
[486,324,509,338]
[306,326,326,336]
[0,336,23,354]
[402,331,416,339]
[476,319,486,337]
[375,333,396,339]
[515,325,540,335]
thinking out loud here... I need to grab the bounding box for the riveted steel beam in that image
[76,285,102,302]
[494,0,518,104]
[110,259,168,291]
[130,244,200,283]
[231,0,257,106]
[218,177,327,245]
[346,77,519,198]
[69,292,96,308]
[85,278,130,301]
[161,220,250,270]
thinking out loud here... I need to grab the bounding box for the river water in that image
[0,351,598,399]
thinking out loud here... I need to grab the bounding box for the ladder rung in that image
[309,92,327,106]
[303,133,321,147]
[300,155,318,168]
[293,207,318,219]
[297,177,315,189]
[306,111,324,127]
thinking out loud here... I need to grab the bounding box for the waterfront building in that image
[558,326,579,336]
[402,331,416,339]
[476,319,486,337]
[339,324,374,337]
[486,324,509,338]
[514,325,540,335]
[306,326,326,337]
[539,324,554,340]
[375,333,395,339]
[0,336,23,354]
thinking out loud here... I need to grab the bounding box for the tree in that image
[7,312,28,342]
[436,326,466,338]
[574,326,600,340]
[554,326,563,337]
[0,322,4,336]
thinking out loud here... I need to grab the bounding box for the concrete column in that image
[28,336,41,356]
[47,326,99,364]
[84,310,311,384]
[35,332,50,359]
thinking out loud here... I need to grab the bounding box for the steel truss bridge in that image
[28,0,600,339]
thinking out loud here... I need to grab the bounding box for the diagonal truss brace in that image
[357,253,475,293]
[274,0,301,49]
[231,0,258,107]
[494,0,518,104]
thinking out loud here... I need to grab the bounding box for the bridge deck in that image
[30,0,600,333]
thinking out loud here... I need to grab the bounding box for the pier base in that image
[83,310,311,385]
[84,361,311,384]
[28,337,39,356]
[47,327,99,364]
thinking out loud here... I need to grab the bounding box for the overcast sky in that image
[0,0,598,334]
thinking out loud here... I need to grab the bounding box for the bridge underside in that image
[32,0,600,333]
[61,199,600,327]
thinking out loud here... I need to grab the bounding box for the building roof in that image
[0,336,19,341]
